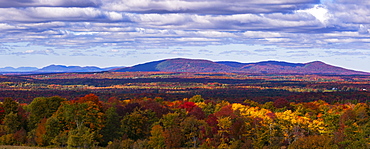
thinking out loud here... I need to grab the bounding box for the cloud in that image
[102,0,319,14]
[324,51,370,56]
[199,49,213,53]
[286,50,308,53]
[0,0,101,8]
[0,0,370,54]
[70,52,87,56]
[12,49,58,56]
[154,49,193,56]
[0,7,129,23]
[219,50,253,55]
[254,48,277,52]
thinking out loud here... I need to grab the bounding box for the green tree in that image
[180,116,206,148]
[3,112,21,134]
[28,96,66,130]
[338,104,370,148]
[3,97,18,115]
[100,107,122,146]
[189,95,204,103]
[67,125,94,148]
[46,99,105,146]
[121,109,156,141]
[45,116,64,146]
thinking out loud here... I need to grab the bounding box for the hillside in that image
[113,58,369,75]
[34,65,104,73]
[1,58,368,75]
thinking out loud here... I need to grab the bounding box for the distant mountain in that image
[0,65,126,74]
[112,60,165,72]
[114,58,236,72]
[1,58,368,75]
[34,65,104,73]
[102,66,125,71]
[113,58,370,75]
[0,67,38,72]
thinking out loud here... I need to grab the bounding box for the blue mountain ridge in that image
[1,58,369,75]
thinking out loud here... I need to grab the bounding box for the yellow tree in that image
[148,124,165,149]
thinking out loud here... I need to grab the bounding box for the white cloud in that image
[0,0,369,57]
[0,0,101,7]
[297,4,330,24]
[101,0,319,14]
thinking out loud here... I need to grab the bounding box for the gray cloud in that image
[199,49,213,53]
[254,48,277,52]
[286,50,308,53]
[0,0,101,8]
[0,0,369,54]
[102,0,319,14]
[70,52,87,56]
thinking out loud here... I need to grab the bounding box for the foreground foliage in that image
[0,94,368,148]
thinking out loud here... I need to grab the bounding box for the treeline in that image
[2,88,369,105]
[0,94,368,148]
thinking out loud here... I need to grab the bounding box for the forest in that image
[0,94,369,148]
[0,72,368,148]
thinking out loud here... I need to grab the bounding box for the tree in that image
[67,125,94,148]
[180,116,206,148]
[288,135,336,149]
[0,103,5,124]
[121,109,156,141]
[13,128,27,145]
[45,116,64,146]
[3,112,21,134]
[188,106,206,120]
[337,104,370,148]
[77,93,102,109]
[35,118,47,146]
[273,98,290,109]
[100,107,122,146]
[217,116,232,145]
[3,97,18,115]
[160,112,185,148]
[28,96,66,130]
[188,95,204,103]
[148,125,165,149]
[49,99,105,146]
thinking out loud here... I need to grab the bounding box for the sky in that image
[0,0,370,72]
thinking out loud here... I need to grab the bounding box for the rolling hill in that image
[34,65,104,73]
[1,58,368,75]
[113,58,370,75]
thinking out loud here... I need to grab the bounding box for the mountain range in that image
[1,58,369,75]
[0,65,120,75]
[113,58,369,75]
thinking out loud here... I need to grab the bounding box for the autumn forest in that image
[0,72,369,148]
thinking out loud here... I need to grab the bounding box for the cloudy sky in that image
[0,0,370,72]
